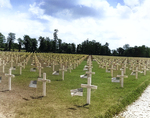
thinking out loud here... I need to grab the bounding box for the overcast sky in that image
[0,0,150,50]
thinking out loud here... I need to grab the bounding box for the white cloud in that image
[0,0,12,8]
[29,2,45,17]
[123,0,140,7]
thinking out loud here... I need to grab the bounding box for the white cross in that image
[142,66,147,75]
[10,58,14,68]
[37,63,43,77]
[59,65,67,80]
[18,62,23,75]
[109,65,116,77]
[52,61,55,71]
[5,68,15,90]
[2,60,6,73]
[117,69,128,87]
[133,67,138,79]
[38,73,51,96]
[81,77,97,104]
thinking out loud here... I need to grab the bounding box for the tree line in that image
[0,30,150,57]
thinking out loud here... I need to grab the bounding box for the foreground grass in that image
[7,58,150,118]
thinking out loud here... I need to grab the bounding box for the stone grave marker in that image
[80,74,88,78]
[83,65,88,70]
[111,77,120,83]
[70,88,83,96]
[30,68,37,72]
[52,71,59,75]
[29,80,37,88]
[38,73,51,96]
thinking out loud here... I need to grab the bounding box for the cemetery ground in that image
[0,56,150,118]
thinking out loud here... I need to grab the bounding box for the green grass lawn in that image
[2,57,150,118]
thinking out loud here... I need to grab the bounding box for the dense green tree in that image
[17,38,23,52]
[38,36,46,52]
[117,47,124,56]
[58,39,62,53]
[77,44,82,54]
[123,44,130,50]
[7,32,15,51]
[31,38,37,52]
[112,50,118,56]
[23,35,32,52]
[0,33,6,49]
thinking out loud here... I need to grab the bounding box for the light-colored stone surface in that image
[115,85,150,118]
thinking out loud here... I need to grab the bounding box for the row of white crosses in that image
[93,55,150,87]
[0,52,32,91]
[81,56,97,104]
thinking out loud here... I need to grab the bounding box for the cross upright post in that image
[142,65,147,75]
[5,68,15,90]
[133,67,138,79]
[10,58,14,68]
[18,62,23,75]
[109,64,115,77]
[59,65,67,80]
[52,61,55,71]
[2,60,6,73]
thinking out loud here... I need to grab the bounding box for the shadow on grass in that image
[68,108,77,110]
[30,96,44,99]
[22,98,30,101]
[14,74,21,76]
[0,90,9,92]
[74,103,89,109]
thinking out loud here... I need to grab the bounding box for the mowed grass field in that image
[0,56,150,118]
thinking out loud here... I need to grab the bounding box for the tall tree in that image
[7,33,15,51]
[17,38,23,52]
[0,33,5,49]
[23,35,31,52]
[38,36,46,52]
[53,29,58,52]
[31,38,37,52]
[117,47,124,56]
